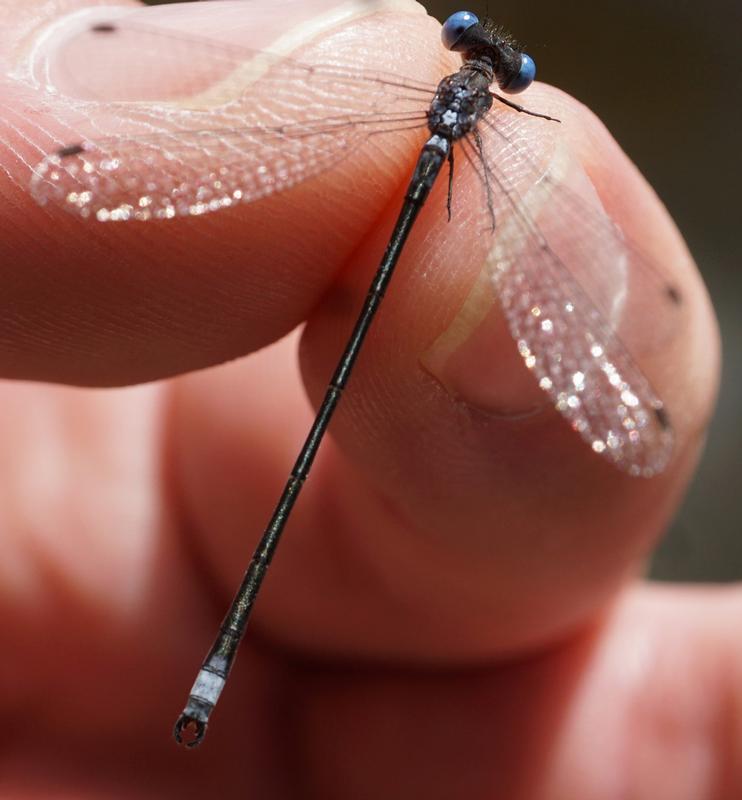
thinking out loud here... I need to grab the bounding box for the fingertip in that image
[424,81,718,481]
[292,78,718,656]
[1,0,442,385]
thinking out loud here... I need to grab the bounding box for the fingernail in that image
[421,144,629,417]
[30,0,415,102]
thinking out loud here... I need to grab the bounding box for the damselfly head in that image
[440,11,536,95]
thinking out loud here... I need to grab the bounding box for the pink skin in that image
[0,0,735,797]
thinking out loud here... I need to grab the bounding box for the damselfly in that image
[29,3,681,746]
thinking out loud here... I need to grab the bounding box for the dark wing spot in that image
[90,23,117,33]
[56,143,85,158]
[654,405,671,430]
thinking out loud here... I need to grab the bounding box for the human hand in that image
[0,0,732,797]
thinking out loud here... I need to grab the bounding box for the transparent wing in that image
[41,5,438,104]
[457,108,679,476]
[31,109,428,221]
[30,8,436,220]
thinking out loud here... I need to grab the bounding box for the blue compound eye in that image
[441,10,479,51]
[503,53,536,94]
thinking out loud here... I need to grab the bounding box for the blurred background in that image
[148,0,741,581]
